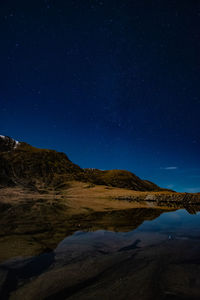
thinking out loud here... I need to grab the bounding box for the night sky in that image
[0,0,200,192]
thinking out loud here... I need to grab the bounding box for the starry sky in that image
[0,0,200,192]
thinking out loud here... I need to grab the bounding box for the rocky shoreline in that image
[113,192,200,205]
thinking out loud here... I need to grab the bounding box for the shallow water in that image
[1,207,200,299]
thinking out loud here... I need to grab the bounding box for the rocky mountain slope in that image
[0,135,164,191]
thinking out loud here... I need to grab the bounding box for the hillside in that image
[0,135,164,191]
[1,135,200,263]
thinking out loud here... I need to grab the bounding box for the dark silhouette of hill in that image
[0,135,165,191]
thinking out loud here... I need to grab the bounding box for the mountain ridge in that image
[0,135,168,191]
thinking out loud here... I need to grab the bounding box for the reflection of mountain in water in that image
[184,205,200,214]
[0,204,172,263]
[2,206,200,300]
[1,199,200,263]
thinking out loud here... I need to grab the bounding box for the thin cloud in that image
[184,187,200,193]
[161,167,178,170]
[166,184,175,189]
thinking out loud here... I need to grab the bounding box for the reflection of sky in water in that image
[2,208,200,300]
[136,209,200,233]
[56,209,200,254]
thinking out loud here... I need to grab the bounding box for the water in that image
[1,207,200,299]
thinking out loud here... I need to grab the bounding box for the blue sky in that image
[0,0,199,192]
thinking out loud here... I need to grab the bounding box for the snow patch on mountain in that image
[0,135,20,150]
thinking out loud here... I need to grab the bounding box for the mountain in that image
[0,135,164,191]
[0,135,19,151]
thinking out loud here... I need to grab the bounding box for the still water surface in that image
[1,207,200,299]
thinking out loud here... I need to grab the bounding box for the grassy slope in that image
[0,140,165,191]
